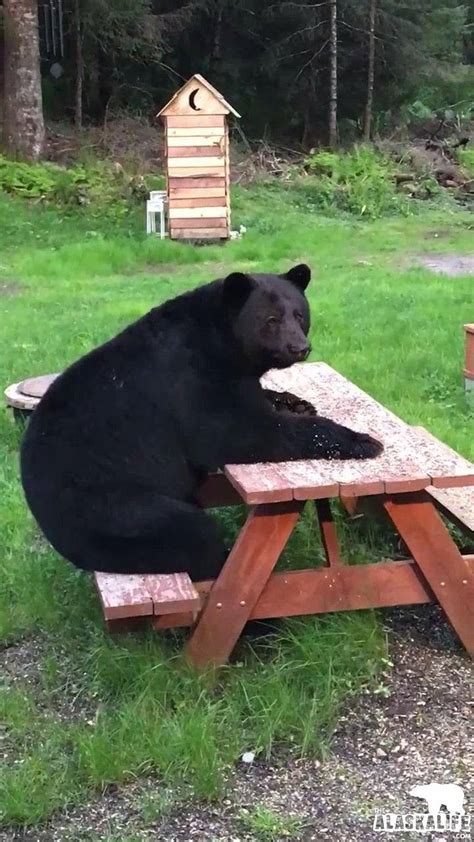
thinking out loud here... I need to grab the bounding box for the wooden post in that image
[464,324,474,393]
[157,75,240,242]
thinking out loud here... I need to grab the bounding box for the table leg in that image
[384,491,474,656]
[315,499,341,567]
[186,500,303,669]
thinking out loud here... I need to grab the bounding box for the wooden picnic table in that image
[184,362,474,668]
[8,363,473,666]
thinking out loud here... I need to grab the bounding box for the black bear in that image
[20,265,382,580]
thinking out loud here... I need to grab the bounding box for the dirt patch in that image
[0,635,97,724]
[3,604,472,842]
[416,254,474,276]
[0,281,23,297]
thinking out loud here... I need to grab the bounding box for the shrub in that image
[0,156,165,211]
[300,146,409,219]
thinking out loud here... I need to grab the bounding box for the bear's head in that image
[222,264,312,374]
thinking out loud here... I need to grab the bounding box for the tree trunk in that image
[328,0,338,149]
[3,0,45,161]
[74,0,83,131]
[363,0,376,141]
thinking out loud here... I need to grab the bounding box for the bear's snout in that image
[287,342,311,362]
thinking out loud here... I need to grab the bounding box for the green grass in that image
[239,805,307,840]
[0,182,473,830]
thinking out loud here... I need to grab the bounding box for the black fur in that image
[20,265,383,579]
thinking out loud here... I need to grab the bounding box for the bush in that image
[0,155,165,212]
[300,146,409,219]
[458,148,474,178]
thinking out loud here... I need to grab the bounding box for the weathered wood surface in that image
[224,363,474,503]
[427,486,474,534]
[95,571,200,620]
[169,207,227,220]
[168,176,226,189]
[169,187,226,200]
[170,197,227,208]
[167,137,224,150]
[168,156,225,169]
[169,228,228,240]
[167,127,225,139]
[166,115,225,128]
[168,145,224,157]
[168,166,225,178]
[170,217,227,230]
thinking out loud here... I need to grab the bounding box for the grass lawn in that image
[0,183,473,833]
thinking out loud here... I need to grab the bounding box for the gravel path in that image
[2,605,472,842]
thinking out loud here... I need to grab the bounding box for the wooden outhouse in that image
[157,74,240,241]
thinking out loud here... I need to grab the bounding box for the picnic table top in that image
[225,362,474,504]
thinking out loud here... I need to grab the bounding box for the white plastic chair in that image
[146,191,167,238]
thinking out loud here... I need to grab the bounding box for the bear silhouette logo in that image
[409,783,465,816]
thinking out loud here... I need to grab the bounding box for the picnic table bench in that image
[5,363,474,667]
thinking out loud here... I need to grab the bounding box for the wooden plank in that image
[167,127,226,138]
[95,571,199,620]
[168,156,225,168]
[170,228,228,240]
[167,145,224,158]
[169,207,227,220]
[169,187,226,199]
[384,492,474,656]
[271,459,339,501]
[169,197,227,208]
[170,217,227,229]
[168,136,224,149]
[147,574,200,616]
[252,561,433,618]
[186,502,303,669]
[152,611,198,629]
[95,572,153,620]
[149,555,474,629]
[224,463,295,504]
[315,499,342,566]
[168,166,225,178]
[410,426,474,488]
[427,486,474,534]
[169,177,226,188]
[166,115,225,128]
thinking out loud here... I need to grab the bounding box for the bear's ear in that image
[283,264,311,291]
[222,272,255,312]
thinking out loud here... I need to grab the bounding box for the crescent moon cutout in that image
[189,88,202,111]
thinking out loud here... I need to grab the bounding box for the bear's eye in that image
[295,311,303,322]
[266,316,279,326]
